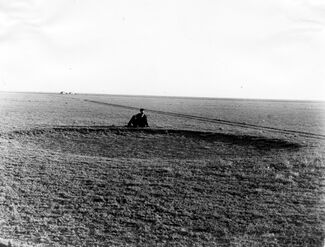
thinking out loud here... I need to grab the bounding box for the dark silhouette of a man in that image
[127,108,149,127]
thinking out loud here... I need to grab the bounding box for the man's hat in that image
[140,108,144,111]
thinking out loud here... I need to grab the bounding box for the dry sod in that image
[0,126,324,246]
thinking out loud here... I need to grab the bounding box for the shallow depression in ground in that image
[10,127,302,159]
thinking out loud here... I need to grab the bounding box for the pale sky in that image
[0,0,324,100]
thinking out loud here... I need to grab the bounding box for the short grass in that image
[0,93,324,246]
[0,127,324,246]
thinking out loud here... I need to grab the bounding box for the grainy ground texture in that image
[0,92,324,247]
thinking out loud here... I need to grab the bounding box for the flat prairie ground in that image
[0,92,324,247]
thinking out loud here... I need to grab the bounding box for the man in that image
[127,108,149,127]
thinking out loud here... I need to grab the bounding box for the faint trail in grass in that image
[82,99,325,140]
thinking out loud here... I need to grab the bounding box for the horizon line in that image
[0,90,324,103]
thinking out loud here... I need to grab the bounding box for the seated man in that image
[127,108,149,127]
